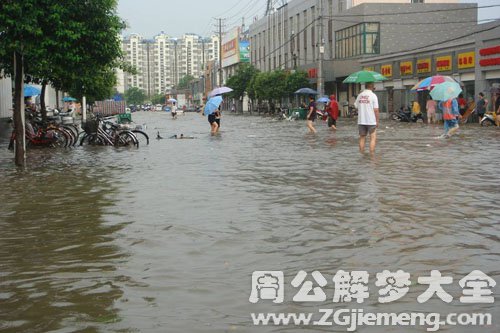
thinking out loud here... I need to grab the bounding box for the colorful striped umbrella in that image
[411,75,460,91]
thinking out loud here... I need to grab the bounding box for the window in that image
[335,22,380,58]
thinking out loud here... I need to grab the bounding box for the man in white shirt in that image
[355,82,379,154]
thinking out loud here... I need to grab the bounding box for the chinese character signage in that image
[400,61,413,76]
[436,55,452,72]
[417,58,431,74]
[381,64,392,78]
[458,51,475,69]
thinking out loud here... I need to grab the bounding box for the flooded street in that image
[0,112,499,332]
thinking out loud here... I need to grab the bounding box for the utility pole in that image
[215,18,224,87]
[317,0,325,96]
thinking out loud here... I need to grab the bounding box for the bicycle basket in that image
[83,119,99,134]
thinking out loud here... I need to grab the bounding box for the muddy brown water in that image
[0,112,499,332]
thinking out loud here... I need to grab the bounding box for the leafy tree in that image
[177,75,195,89]
[0,0,125,166]
[151,93,166,105]
[285,71,310,96]
[226,63,259,100]
[125,87,147,106]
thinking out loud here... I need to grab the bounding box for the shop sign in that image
[400,61,413,76]
[458,52,475,69]
[381,64,392,77]
[479,58,500,67]
[436,55,452,72]
[364,66,374,71]
[416,58,431,74]
[479,45,500,56]
[308,68,317,78]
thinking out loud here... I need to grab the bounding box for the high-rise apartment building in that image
[120,33,220,96]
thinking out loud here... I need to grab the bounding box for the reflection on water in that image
[0,113,499,332]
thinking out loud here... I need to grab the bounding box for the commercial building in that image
[120,33,220,96]
[249,0,477,114]
[360,21,500,114]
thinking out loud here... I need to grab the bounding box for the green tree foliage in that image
[250,69,311,103]
[0,0,125,166]
[125,87,147,106]
[285,71,310,96]
[177,75,195,89]
[151,93,166,105]
[226,63,259,99]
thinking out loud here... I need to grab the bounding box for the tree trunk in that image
[13,51,26,167]
[56,90,59,109]
[40,81,47,123]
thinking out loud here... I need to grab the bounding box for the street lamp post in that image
[317,0,325,96]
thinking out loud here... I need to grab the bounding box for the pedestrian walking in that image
[476,92,488,122]
[426,97,437,124]
[171,102,177,119]
[355,82,379,154]
[326,94,339,130]
[438,98,460,138]
[306,95,317,133]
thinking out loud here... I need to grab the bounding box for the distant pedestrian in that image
[171,102,177,119]
[326,94,339,130]
[476,92,488,122]
[355,82,379,154]
[439,98,460,138]
[457,93,467,116]
[426,97,437,124]
[231,103,235,113]
[306,95,317,133]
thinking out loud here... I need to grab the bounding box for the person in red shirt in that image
[326,94,339,130]
[457,93,467,116]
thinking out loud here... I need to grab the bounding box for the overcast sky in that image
[117,0,500,38]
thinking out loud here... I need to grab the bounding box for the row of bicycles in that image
[8,109,149,150]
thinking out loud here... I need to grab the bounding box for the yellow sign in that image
[364,66,374,72]
[381,64,392,78]
[417,58,431,74]
[400,61,413,76]
[436,55,452,72]
[458,51,475,69]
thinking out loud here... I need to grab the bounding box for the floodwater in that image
[0,112,499,333]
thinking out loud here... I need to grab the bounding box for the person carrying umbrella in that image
[438,98,460,138]
[355,82,379,154]
[204,95,223,135]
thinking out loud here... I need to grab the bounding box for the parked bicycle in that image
[79,114,149,147]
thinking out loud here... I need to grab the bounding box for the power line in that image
[326,4,500,18]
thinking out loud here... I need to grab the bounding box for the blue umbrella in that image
[429,82,462,101]
[295,87,318,95]
[204,96,223,116]
[63,96,77,102]
[317,96,330,103]
[24,85,41,97]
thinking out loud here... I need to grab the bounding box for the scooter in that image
[480,113,498,126]
[391,105,424,122]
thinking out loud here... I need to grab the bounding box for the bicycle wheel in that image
[115,131,138,147]
[48,128,70,148]
[131,130,149,146]
[61,125,79,146]
[57,127,75,147]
